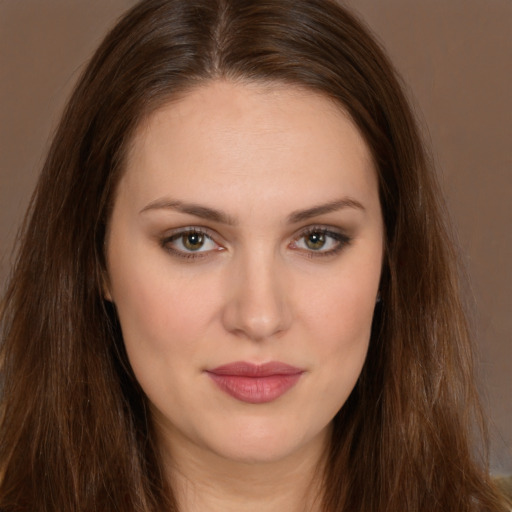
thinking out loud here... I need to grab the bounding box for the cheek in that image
[301,257,379,400]
[108,249,224,374]
[109,270,210,416]
[305,262,378,346]
[319,288,374,376]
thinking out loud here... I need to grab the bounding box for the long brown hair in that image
[0,0,508,510]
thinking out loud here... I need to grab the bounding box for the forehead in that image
[120,80,377,213]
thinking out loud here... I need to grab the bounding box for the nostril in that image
[220,272,292,341]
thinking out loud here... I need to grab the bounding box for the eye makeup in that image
[159,224,352,262]
[160,227,223,260]
[289,226,352,258]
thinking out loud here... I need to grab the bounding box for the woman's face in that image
[105,81,383,465]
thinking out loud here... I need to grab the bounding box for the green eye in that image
[292,227,351,256]
[163,229,219,257]
[304,232,326,250]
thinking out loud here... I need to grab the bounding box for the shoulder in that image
[493,475,512,511]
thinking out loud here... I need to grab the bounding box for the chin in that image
[202,416,330,465]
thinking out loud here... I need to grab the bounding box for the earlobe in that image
[102,235,114,302]
[101,272,113,302]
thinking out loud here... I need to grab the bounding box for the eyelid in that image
[290,225,352,257]
[160,226,224,260]
[159,224,351,261]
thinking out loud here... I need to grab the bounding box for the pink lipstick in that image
[206,361,304,404]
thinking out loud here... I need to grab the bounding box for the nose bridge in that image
[222,245,291,341]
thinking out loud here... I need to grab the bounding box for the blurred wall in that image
[1,0,510,474]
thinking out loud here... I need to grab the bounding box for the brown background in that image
[1,0,510,475]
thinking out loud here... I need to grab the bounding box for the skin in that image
[105,80,384,512]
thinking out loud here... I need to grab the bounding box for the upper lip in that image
[207,361,304,377]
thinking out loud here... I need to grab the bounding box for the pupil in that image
[306,232,325,250]
[184,233,204,250]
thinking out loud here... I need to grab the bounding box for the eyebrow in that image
[140,199,237,225]
[287,198,365,223]
[140,197,365,225]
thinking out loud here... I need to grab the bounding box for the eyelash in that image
[160,226,351,261]
[161,228,219,260]
[291,226,352,258]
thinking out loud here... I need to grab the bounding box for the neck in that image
[159,426,330,512]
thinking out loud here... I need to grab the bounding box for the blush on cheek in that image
[318,294,375,381]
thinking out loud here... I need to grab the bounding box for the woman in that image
[0,0,508,510]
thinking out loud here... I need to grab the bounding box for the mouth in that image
[205,361,305,404]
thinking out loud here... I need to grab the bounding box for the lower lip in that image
[206,373,303,404]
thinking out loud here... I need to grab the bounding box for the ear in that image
[101,232,114,302]
[101,270,113,302]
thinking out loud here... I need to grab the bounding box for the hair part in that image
[0,0,508,510]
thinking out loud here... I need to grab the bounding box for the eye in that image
[291,227,350,256]
[162,229,221,258]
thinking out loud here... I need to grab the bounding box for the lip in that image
[206,361,304,404]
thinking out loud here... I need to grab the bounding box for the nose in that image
[221,250,292,342]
